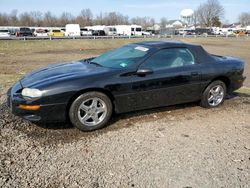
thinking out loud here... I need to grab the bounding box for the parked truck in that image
[65,24,81,37]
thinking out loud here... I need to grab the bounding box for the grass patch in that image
[235,87,250,97]
[0,38,249,86]
[0,74,23,88]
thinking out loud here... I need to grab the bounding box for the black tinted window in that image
[141,48,195,70]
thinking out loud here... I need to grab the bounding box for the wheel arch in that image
[206,76,231,93]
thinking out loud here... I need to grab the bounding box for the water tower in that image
[180,9,194,26]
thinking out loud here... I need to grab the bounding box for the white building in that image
[165,20,185,28]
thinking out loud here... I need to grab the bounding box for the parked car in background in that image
[7,41,246,131]
[186,30,196,35]
[92,30,106,36]
[142,31,151,36]
[48,29,64,37]
[9,28,19,36]
[80,28,92,36]
[16,27,33,37]
[234,30,247,36]
[65,24,81,37]
[0,29,11,37]
[34,29,48,37]
[195,28,214,35]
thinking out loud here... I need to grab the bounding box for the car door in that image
[128,47,202,111]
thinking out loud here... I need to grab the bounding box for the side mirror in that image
[136,68,153,76]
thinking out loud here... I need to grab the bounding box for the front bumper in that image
[7,82,67,122]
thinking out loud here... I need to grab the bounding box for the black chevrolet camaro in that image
[7,41,246,131]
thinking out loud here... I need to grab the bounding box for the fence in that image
[0,34,249,41]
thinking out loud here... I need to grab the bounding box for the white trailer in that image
[216,28,235,36]
[115,25,142,36]
[115,25,131,36]
[65,24,81,37]
[246,26,250,34]
[131,25,142,36]
[103,26,117,36]
[85,25,105,31]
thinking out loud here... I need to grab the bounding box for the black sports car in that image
[7,41,246,131]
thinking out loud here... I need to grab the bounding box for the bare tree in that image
[195,0,224,27]
[9,9,19,26]
[19,12,35,26]
[93,12,129,26]
[59,12,75,26]
[43,11,57,27]
[76,9,93,26]
[0,13,9,26]
[160,17,168,29]
[30,11,43,26]
[239,12,250,26]
[95,12,104,25]
[106,12,129,25]
[131,16,155,29]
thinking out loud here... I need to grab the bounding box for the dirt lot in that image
[0,38,250,187]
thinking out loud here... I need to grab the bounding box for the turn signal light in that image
[18,105,40,110]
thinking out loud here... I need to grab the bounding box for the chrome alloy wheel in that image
[77,97,107,126]
[207,85,224,107]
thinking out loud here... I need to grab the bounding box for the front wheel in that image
[200,80,226,108]
[69,92,112,131]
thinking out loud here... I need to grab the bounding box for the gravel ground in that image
[0,89,250,188]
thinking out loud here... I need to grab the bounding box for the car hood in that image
[20,60,112,88]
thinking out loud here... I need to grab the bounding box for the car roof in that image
[133,40,199,49]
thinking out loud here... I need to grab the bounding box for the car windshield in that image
[91,45,150,68]
[0,30,8,33]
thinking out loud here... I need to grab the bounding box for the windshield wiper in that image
[89,61,103,67]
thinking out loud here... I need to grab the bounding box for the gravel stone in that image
[0,89,250,187]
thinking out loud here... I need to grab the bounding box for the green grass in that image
[0,39,149,54]
[235,87,250,97]
[0,38,249,90]
[0,74,23,87]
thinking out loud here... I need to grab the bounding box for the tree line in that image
[0,9,157,29]
[194,0,250,27]
[0,0,249,29]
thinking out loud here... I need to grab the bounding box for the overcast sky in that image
[0,0,249,23]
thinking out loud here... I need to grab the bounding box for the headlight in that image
[21,88,42,98]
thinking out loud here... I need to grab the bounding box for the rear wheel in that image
[69,92,112,131]
[200,80,226,108]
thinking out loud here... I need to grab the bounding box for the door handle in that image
[191,72,199,76]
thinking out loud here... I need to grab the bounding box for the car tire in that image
[69,92,112,131]
[200,80,226,108]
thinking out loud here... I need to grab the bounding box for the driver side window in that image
[141,48,195,70]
